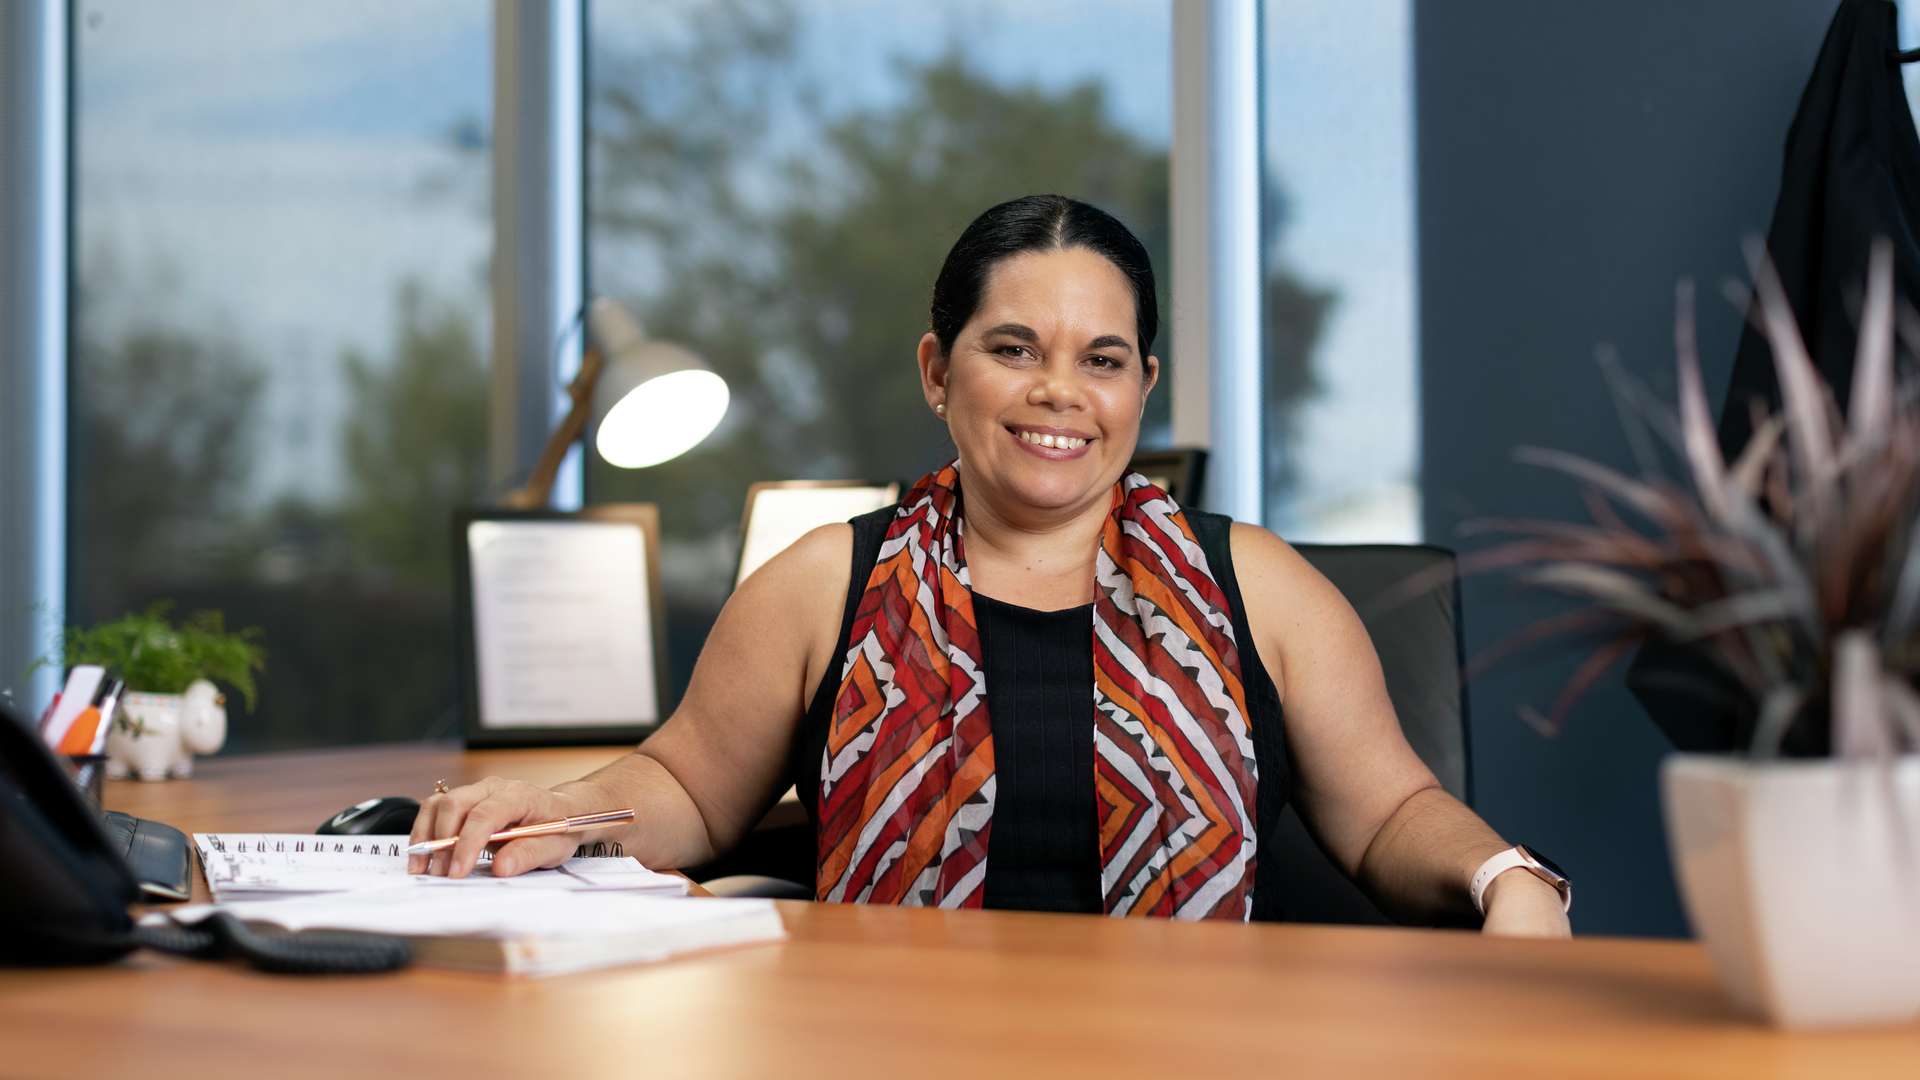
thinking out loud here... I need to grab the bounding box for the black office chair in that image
[705,543,1472,924]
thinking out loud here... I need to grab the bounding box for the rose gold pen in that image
[404,808,635,855]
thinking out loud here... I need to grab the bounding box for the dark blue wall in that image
[1416,1,1844,935]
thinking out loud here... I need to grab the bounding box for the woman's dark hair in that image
[929,194,1159,363]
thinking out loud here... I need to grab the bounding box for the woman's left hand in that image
[1479,872,1572,938]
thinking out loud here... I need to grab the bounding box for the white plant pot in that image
[1662,753,1920,1028]
[103,679,229,782]
[106,692,185,782]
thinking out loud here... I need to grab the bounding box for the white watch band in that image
[1470,846,1570,916]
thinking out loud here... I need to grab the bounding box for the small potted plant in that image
[36,605,265,782]
[1475,242,1919,1028]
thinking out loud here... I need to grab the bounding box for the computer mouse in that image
[317,796,420,836]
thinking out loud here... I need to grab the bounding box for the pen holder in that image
[62,753,109,812]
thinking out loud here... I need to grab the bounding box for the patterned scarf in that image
[816,461,1259,919]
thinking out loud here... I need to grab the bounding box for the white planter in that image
[1662,754,1920,1028]
[103,679,229,782]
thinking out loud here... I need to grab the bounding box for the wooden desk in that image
[3,743,1915,1079]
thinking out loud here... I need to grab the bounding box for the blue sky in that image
[77,1,489,138]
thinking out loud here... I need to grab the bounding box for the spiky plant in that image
[1467,240,1920,758]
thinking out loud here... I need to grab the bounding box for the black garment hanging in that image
[1629,0,1920,754]
[1717,0,1920,456]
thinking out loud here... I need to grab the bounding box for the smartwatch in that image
[1470,845,1572,915]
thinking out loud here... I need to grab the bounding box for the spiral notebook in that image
[193,833,688,902]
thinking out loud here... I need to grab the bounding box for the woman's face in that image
[919,246,1159,519]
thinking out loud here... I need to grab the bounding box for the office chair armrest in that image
[700,874,814,901]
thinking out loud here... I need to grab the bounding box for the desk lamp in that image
[502,299,729,508]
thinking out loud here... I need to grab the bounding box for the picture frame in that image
[735,480,900,586]
[452,504,668,747]
[1127,447,1209,507]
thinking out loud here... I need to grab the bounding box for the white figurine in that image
[105,678,228,781]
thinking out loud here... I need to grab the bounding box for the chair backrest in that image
[1269,542,1471,924]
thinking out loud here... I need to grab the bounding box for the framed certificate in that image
[735,480,899,586]
[453,505,668,747]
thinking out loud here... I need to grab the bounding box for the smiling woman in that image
[418,194,1574,936]
[924,274,1154,535]
[915,198,1160,553]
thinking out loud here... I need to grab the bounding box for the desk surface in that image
[4,742,1916,1079]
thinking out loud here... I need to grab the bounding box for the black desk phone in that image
[0,694,141,964]
[0,697,407,972]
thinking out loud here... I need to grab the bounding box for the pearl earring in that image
[935,403,947,417]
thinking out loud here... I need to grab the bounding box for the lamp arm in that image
[501,347,604,509]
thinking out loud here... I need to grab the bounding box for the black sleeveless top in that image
[788,507,1293,920]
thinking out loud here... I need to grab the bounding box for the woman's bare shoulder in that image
[1224,521,1369,700]
[737,522,854,614]
[1224,521,1338,605]
[729,523,856,686]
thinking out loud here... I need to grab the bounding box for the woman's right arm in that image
[410,523,854,879]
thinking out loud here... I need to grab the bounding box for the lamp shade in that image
[586,298,729,469]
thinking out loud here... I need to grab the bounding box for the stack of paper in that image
[178,833,785,975]
[153,888,785,977]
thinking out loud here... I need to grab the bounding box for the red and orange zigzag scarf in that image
[817,462,1259,919]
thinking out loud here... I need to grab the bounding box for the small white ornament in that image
[105,678,228,782]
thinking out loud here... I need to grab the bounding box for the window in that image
[69,1,492,750]
[586,0,1174,699]
[1260,0,1419,541]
